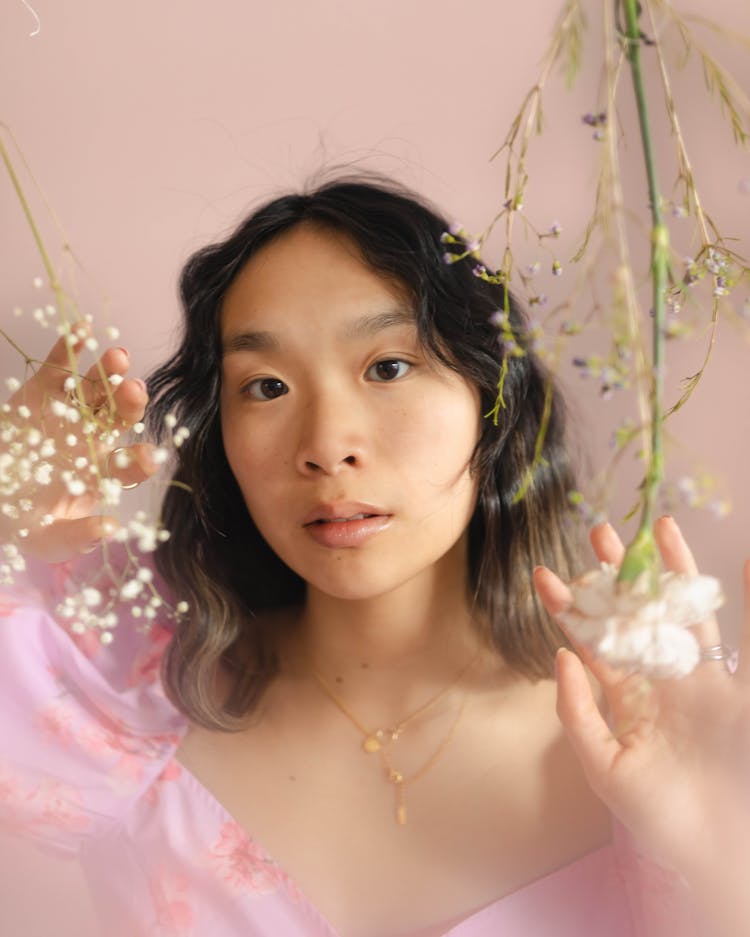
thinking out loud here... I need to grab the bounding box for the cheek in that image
[393,392,479,484]
[221,411,283,507]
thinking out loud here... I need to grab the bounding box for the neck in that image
[279,541,495,716]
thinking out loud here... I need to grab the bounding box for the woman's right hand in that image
[2,331,159,562]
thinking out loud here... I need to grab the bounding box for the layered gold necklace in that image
[311,652,478,826]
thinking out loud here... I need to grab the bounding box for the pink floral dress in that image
[0,561,698,937]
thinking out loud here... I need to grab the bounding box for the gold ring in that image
[105,447,140,490]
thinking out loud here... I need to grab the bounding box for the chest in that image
[174,692,612,937]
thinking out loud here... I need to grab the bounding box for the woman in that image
[1,177,748,936]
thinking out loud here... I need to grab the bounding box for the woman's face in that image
[219,224,481,602]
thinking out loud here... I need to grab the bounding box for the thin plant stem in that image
[617,0,669,585]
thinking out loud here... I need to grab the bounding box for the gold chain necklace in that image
[311,653,477,825]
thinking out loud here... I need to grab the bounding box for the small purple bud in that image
[448,221,464,236]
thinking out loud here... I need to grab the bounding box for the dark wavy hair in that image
[147,174,580,729]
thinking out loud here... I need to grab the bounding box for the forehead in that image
[221,224,413,336]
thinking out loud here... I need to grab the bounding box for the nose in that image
[293,387,367,477]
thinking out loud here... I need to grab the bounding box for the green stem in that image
[0,134,59,291]
[617,0,668,586]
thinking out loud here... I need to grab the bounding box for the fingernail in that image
[115,346,130,360]
[80,541,100,554]
[132,378,147,392]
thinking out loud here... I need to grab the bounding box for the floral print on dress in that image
[144,759,183,807]
[36,694,181,796]
[149,867,195,936]
[0,762,90,838]
[128,622,173,688]
[208,821,293,895]
[0,593,21,617]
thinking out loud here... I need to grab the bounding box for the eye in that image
[366,359,412,382]
[243,377,289,400]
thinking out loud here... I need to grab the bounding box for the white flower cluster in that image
[2,291,191,642]
[112,511,171,553]
[559,563,724,678]
[55,560,191,643]
[0,543,26,584]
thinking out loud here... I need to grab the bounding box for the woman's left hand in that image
[534,515,750,879]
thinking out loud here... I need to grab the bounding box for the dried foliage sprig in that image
[1,129,190,643]
[443,0,748,675]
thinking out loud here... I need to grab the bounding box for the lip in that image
[302,502,392,549]
[302,502,389,526]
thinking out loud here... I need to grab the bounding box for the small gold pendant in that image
[363,736,381,753]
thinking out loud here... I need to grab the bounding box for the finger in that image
[22,515,118,564]
[79,347,131,408]
[105,443,161,488]
[535,565,637,690]
[654,516,722,651]
[590,522,625,566]
[533,565,572,617]
[735,559,750,684]
[555,647,621,794]
[12,331,87,401]
[654,515,698,576]
[76,348,147,428]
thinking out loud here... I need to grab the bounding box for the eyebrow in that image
[222,306,416,356]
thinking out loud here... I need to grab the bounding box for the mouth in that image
[307,513,378,525]
[302,503,390,527]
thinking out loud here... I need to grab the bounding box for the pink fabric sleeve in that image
[0,566,185,858]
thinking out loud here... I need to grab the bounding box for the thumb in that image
[22,515,118,564]
[555,647,620,792]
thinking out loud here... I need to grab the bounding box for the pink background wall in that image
[0,1,749,926]
[1,0,749,643]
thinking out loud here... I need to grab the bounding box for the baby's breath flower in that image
[105,326,121,340]
[108,373,124,387]
[34,463,53,485]
[173,427,190,448]
[120,578,143,600]
[5,377,21,392]
[81,587,102,608]
[99,478,122,506]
